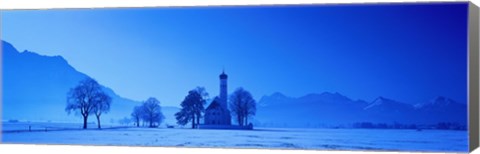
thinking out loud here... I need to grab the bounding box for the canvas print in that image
[0,2,471,152]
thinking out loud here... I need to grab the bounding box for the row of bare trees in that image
[131,97,165,128]
[66,77,166,129]
[66,78,255,129]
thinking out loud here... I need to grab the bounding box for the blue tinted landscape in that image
[1,2,469,152]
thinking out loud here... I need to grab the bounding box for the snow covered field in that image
[1,122,468,152]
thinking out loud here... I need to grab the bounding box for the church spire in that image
[219,68,228,79]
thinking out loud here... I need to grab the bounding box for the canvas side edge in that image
[469,1,480,152]
[0,13,4,142]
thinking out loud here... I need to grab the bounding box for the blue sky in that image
[1,3,469,106]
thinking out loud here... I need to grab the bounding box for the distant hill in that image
[255,92,466,128]
[1,40,180,124]
[255,92,368,127]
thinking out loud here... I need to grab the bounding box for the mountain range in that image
[255,92,466,127]
[2,40,467,128]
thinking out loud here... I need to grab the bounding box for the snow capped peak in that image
[364,97,382,110]
[372,96,390,103]
[298,92,350,101]
[264,92,290,102]
[364,97,397,110]
[258,92,291,107]
[415,96,458,109]
[430,96,455,106]
[270,92,288,99]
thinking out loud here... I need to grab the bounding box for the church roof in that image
[206,100,221,110]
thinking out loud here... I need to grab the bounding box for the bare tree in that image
[230,92,244,126]
[141,97,165,128]
[92,92,112,129]
[131,106,143,127]
[66,77,109,129]
[229,87,256,126]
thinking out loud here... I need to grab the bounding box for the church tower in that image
[202,70,232,126]
[219,70,228,109]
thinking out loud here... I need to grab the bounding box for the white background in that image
[0,0,479,154]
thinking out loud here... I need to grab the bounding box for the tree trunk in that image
[191,115,196,129]
[196,115,200,127]
[96,115,101,129]
[83,115,88,129]
[238,116,242,126]
[136,118,140,127]
[149,119,153,128]
[244,111,248,126]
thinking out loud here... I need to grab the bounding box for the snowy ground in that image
[1,122,468,152]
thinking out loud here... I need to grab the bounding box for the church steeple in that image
[203,70,232,126]
[219,69,228,79]
[219,69,228,109]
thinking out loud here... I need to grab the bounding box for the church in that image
[198,70,252,130]
[203,70,232,125]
